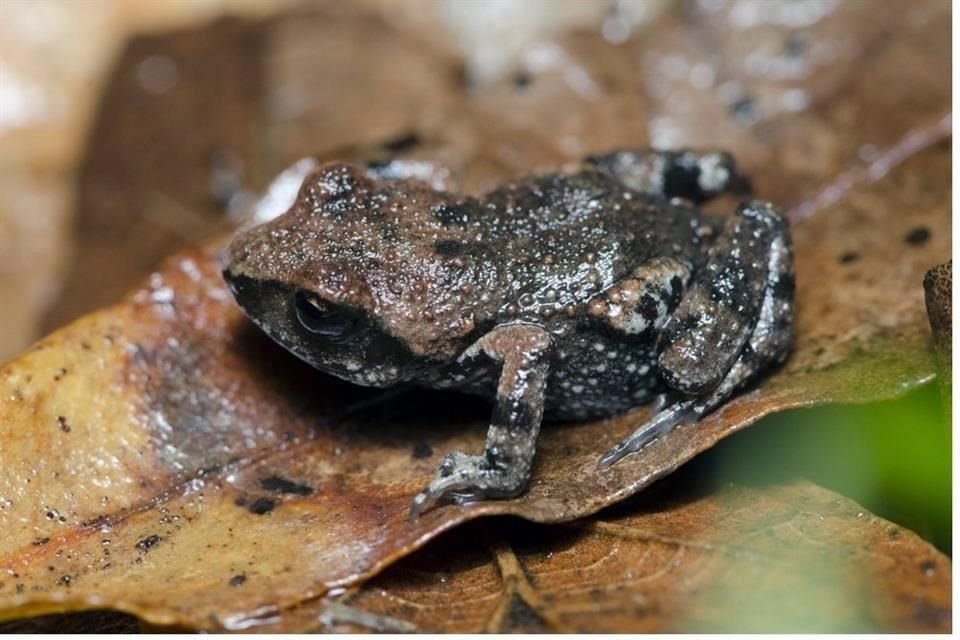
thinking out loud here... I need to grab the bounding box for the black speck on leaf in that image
[513,71,532,90]
[839,251,860,264]
[135,534,161,552]
[783,33,808,58]
[904,226,930,246]
[248,498,277,515]
[730,97,757,124]
[411,441,433,460]
[381,132,420,153]
[257,476,314,496]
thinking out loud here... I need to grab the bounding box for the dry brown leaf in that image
[1,0,950,632]
[0,136,948,629]
[264,479,950,633]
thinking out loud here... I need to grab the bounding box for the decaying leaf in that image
[0,138,948,629]
[264,479,950,633]
[0,0,950,632]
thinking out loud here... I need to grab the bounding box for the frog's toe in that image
[597,400,696,470]
[409,452,527,519]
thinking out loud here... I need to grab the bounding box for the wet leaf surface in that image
[2,0,951,632]
[266,478,951,633]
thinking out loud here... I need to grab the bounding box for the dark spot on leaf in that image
[411,441,433,460]
[904,226,930,246]
[57,416,70,433]
[135,534,161,552]
[229,573,246,587]
[730,97,757,124]
[839,251,860,264]
[913,602,950,628]
[502,594,549,632]
[32,537,50,546]
[381,132,420,153]
[365,157,391,171]
[53,368,68,382]
[783,33,808,57]
[512,71,532,90]
[248,497,277,515]
[258,475,314,496]
[198,463,222,477]
[234,496,247,507]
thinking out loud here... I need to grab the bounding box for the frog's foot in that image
[410,452,528,519]
[597,399,695,469]
[410,324,551,519]
[598,200,794,469]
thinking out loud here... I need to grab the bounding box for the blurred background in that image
[0,0,949,558]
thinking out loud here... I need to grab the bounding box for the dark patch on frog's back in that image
[433,237,493,260]
[434,239,467,257]
[431,201,478,226]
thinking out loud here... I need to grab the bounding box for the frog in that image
[221,148,794,518]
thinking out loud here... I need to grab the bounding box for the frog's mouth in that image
[221,270,420,387]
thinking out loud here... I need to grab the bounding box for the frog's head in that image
[222,162,480,387]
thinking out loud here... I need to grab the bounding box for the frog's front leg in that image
[599,200,793,468]
[410,324,551,519]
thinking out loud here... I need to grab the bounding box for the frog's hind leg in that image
[599,200,794,469]
[585,149,751,204]
[586,255,693,336]
[410,324,552,519]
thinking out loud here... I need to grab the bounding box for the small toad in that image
[222,149,794,517]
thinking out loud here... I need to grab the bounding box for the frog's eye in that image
[293,292,357,340]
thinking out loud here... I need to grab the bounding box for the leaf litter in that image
[0,0,950,632]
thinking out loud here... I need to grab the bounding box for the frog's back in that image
[469,169,708,321]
